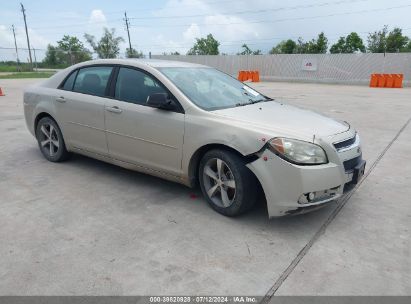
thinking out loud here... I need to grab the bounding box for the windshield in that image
[159,67,270,111]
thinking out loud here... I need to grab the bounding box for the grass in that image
[0,66,23,72]
[0,72,55,79]
[0,64,33,72]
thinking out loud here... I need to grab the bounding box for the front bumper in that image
[247,130,365,218]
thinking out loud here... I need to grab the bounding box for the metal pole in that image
[11,24,20,71]
[20,3,33,70]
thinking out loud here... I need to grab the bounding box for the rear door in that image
[104,66,185,176]
[55,65,114,156]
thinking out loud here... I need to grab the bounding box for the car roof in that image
[74,58,208,69]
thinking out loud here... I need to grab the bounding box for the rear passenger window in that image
[73,66,113,97]
[61,70,77,91]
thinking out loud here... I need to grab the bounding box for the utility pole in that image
[20,3,33,69]
[11,24,20,71]
[124,11,132,55]
[32,46,38,70]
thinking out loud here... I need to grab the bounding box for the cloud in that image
[89,9,107,24]
[138,0,264,54]
[85,9,109,46]
[203,14,260,42]
[183,23,201,42]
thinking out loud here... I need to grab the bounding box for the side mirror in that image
[147,93,175,110]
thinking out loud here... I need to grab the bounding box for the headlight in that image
[268,138,328,165]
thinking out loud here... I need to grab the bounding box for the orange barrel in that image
[394,74,404,88]
[251,71,258,82]
[241,71,247,81]
[384,74,394,88]
[377,74,386,87]
[369,74,378,87]
[238,71,244,81]
[243,71,249,81]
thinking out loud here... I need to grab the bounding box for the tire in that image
[35,117,70,162]
[199,149,258,217]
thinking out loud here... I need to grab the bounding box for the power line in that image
[30,19,123,31]
[129,4,411,28]
[128,0,372,20]
[30,0,375,31]
[103,0,243,15]
[29,0,375,31]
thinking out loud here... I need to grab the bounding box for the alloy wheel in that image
[202,158,236,208]
[38,123,60,157]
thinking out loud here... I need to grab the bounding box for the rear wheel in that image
[36,117,70,162]
[199,149,258,216]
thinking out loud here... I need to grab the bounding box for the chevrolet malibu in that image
[23,59,366,218]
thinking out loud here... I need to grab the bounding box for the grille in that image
[343,154,362,172]
[334,135,356,150]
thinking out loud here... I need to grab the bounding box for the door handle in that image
[105,106,123,114]
[56,96,66,103]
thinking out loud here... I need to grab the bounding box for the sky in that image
[1,0,411,61]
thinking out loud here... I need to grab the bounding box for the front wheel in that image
[199,149,258,217]
[35,117,70,162]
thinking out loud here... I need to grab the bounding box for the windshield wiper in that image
[235,98,271,107]
[250,98,271,103]
[235,101,252,107]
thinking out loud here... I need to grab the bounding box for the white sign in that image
[301,58,317,71]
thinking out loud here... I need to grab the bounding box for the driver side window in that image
[115,67,166,105]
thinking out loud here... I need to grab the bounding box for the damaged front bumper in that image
[246,130,365,218]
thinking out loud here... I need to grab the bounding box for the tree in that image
[367,26,388,53]
[345,32,366,53]
[84,28,124,59]
[295,37,309,54]
[126,47,143,58]
[238,44,262,55]
[269,33,327,54]
[239,43,252,55]
[187,34,220,55]
[330,32,365,53]
[57,35,92,64]
[162,51,180,55]
[386,28,409,52]
[329,37,346,54]
[43,35,91,67]
[43,44,59,66]
[306,32,328,53]
[270,39,297,54]
[367,26,410,53]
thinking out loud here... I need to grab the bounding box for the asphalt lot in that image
[0,79,410,297]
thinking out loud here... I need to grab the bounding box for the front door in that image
[104,67,185,176]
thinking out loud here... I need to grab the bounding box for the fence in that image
[2,48,410,87]
[152,53,411,87]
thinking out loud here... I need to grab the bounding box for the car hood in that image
[213,101,349,140]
